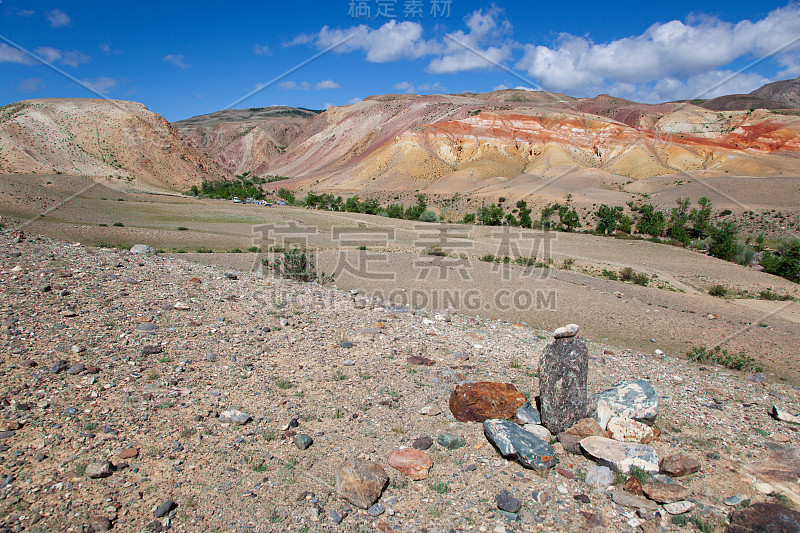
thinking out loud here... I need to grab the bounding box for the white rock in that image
[553,324,579,339]
[755,482,774,495]
[174,302,190,311]
[419,404,441,416]
[595,399,613,430]
[584,465,614,488]
[130,244,153,255]
[663,501,694,515]
[523,424,552,443]
[771,406,800,424]
[580,436,659,474]
[607,417,654,443]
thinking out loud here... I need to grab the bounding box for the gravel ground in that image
[1,233,800,532]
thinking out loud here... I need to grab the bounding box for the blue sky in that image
[1,1,798,121]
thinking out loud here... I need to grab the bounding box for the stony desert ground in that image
[2,231,800,533]
[2,174,800,383]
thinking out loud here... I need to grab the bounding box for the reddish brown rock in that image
[406,356,435,366]
[387,448,433,480]
[119,448,139,460]
[623,476,644,496]
[555,467,574,479]
[0,420,21,432]
[376,520,395,533]
[643,426,661,444]
[565,418,610,439]
[642,482,691,503]
[659,453,701,477]
[448,382,526,422]
[580,511,607,528]
[728,503,800,533]
[335,459,388,509]
[557,432,583,454]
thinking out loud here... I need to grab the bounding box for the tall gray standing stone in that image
[538,334,589,434]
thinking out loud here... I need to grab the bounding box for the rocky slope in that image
[751,76,800,109]
[173,107,320,177]
[261,91,800,200]
[0,99,225,192]
[2,232,800,532]
[4,79,800,201]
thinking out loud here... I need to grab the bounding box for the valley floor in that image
[1,174,799,383]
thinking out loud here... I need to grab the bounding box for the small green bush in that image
[630,466,649,484]
[758,289,793,301]
[430,481,449,494]
[687,345,762,372]
[425,246,447,257]
[418,209,438,223]
[112,222,124,227]
[619,267,635,282]
[601,269,618,281]
[263,246,332,283]
[274,378,293,389]
[619,267,648,285]
[708,285,727,297]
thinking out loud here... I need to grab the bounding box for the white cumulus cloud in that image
[316,79,341,90]
[279,81,312,90]
[33,47,90,67]
[45,8,70,28]
[515,3,800,100]
[254,44,271,56]
[288,3,800,103]
[297,19,441,63]
[81,77,117,94]
[428,7,514,74]
[392,81,446,93]
[163,54,190,69]
[0,44,34,64]
[18,77,44,93]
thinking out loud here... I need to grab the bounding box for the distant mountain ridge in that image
[174,106,322,176]
[751,76,800,108]
[0,98,224,191]
[698,76,800,111]
[3,77,800,198]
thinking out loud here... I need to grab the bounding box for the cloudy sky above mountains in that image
[1,1,797,120]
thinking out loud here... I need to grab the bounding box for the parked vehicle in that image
[232,196,241,203]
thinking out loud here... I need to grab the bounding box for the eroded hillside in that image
[0,99,225,191]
